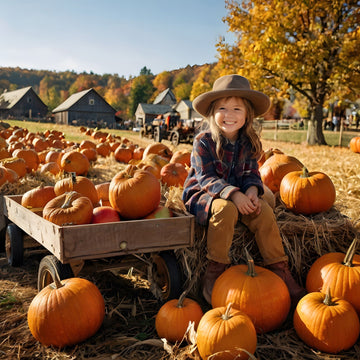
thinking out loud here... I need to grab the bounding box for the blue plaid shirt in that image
[182,131,264,225]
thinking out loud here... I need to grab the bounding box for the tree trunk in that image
[306,103,327,145]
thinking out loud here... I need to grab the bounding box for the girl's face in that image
[213,97,247,141]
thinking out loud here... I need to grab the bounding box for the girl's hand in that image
[231,190,260,215]
[245,186,261,215]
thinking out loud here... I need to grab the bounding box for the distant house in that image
[0,86,48,119]
[135,103,173,126]
[174,100,202,121]
[153,88,177,105]
[52,88,116,128]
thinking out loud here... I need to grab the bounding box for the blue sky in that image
[1,0,235,78]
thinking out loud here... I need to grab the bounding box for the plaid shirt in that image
[182,131,264,225]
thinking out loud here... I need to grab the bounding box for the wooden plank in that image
[3,195,64,260]
[3,195,194,263]
[0,195,5,232]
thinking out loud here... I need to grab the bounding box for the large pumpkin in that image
[211,255,291,334]
[12,148,40,172]
[349,136,360,153]
[259,153,304,193]
[109,165,161,219]
[279,167,336,215]
[54,173,99,207]
[196,303,257,360]
[43,191,93,226]
[28,276,105,348]
[306,239,360,315]
[170,149,191,167]
[155,291,203,343]
[294,290,360,354]
[1,157,27,178]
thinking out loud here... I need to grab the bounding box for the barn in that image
[0,86,48,120]
[52,88,116,128]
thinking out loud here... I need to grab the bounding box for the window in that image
[89,98,95,105]
[27,97,32,104]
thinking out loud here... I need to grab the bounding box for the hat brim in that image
[193,89,271,118]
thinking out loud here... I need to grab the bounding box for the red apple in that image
[92,206,121,224]
[144,206,173,219]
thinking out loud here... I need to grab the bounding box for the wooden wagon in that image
[0,194,194,300]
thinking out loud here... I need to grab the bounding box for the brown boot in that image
[202,260,227,304]
[268,261,306,306]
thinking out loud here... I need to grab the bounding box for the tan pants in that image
[206,198,288,265]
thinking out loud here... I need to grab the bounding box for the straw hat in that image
[192,74,271,117]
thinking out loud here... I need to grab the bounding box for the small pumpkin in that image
[155,291,203,343]
[40,162,61,176]
[43,191,93,226]
[279,167,336,215]
[160,162,188,187]
[114,146,133,163]
[80,147,98,162]
[259,153,304,193]
[350,136,360,153]
[27,275,105,348]
[294,289,360,354]
[21,185,56,213]
[1,157,27,178]
[60,150,90,176]
[95,182,111,206]
[109,165,161,219]
[170,150,191,167]
[257,148,284,168]
[196,303,257,360]
[211,253,290,334]
[142,142,173,161]
[306,238,360,315]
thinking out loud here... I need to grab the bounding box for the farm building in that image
[0,86,48,120]
[135,103,174,126]
[153,88,177,105]
[52,88,116,128]
[173,99,202,121]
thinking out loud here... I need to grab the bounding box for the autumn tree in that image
[129,74,155,116]
[217,0,360,145]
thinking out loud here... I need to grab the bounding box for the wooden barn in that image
[135,103,173,126]
[174,99,202,121]
[0,86,48,120]
[153,88,177,105]
[52,88,116,128]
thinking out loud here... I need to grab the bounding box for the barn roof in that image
[0,86,32,109]
[137,103,173,115]
[153,88,176,105]
[52,88,93,113]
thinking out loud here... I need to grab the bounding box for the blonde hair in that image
[206,96,262,160]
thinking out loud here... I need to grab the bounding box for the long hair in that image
[205,96,263,160]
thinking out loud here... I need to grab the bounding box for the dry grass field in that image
[1,123,360,359]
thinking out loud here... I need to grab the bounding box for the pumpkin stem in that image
[245,248,257,277]
[177,290,187,308]
[300,167,310,178]
[323,288,337,307]
[221,302,233,321]
[343,238,358,267]
[61,191,77,209]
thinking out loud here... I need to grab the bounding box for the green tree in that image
[218,0,360,145]
[129,75,155,116]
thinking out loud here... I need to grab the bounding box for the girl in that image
[182,74,305,305]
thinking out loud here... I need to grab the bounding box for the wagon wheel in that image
[171,131,180,147]
[37,255,74,291]
[139,128,145,138]
[149,251,183,301]
[154,126,162,142]
[5,223,24,267]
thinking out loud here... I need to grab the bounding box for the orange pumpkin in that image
[140,153,169,179]
[40,162,62,176]
[54,174,99,207]
[12,148,40,172]
[155,291,203,343]
[1,157,27,178]
[294,290,360,354]
[43,191,93,226]
[259,153,304,193]
[257,148,284,168]
[28,276,105,348]
[197,303,257,360]
[350,136,360,153]
[0,166,18,186]
[280,167,336,215]
[142,142,173,161]
[45,150,63,166]
[21,185,56,214]
[160,162,188,187]
[114,146,133,163]
[132,147,145,160]
[306,239,360,315]
[0,148,11,160]
[212,255,291,334]
[96,142,111,157]
[95,182,110,206]
[60,150,90,176]
[79,139,97,150]
[80,147,98,162]
[169,150,191,167]
[109,165,161,219]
